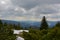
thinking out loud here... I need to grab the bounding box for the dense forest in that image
[0,16,60,40]
[0,19,22,40]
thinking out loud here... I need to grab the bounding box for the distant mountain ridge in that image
[1,20,57,27]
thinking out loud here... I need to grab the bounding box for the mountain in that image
[1,20,57,28]
[2,20,19,25]
[20,21,57,28]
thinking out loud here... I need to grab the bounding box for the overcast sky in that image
[0,0,60,21]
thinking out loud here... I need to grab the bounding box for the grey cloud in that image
[11,0,60,10]
[11,0,38,10]
[30,4,59,15]
[39,8,58,14]
[0,0,60,21]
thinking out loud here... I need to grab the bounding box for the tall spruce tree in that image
[40,16,48,30]
[0,19,3,30]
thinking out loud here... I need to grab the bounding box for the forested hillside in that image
[0,16,60,40]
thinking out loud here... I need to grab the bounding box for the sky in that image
[0,0,60,21]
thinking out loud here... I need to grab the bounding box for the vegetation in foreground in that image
[21,16,60,40]
[0,16,60,40]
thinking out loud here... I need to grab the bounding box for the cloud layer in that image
[0,0,60,21]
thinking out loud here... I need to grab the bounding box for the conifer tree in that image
[40,16,48,30]
[0,19,3,30]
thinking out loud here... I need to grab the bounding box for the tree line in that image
[0,19,22,40]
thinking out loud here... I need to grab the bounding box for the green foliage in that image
[21,18,60,40]
[55,22,60,27]
[0,16,60,40]
[0,20,20,40]
[22,26,60,40]
[0,19,3,30]
[13,23,23,30]
[40,16,48,30]
[0,19,24,40]
[22,30,41,40]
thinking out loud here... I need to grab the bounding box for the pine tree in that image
[40,16,48,30]
[0,19,3,30]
